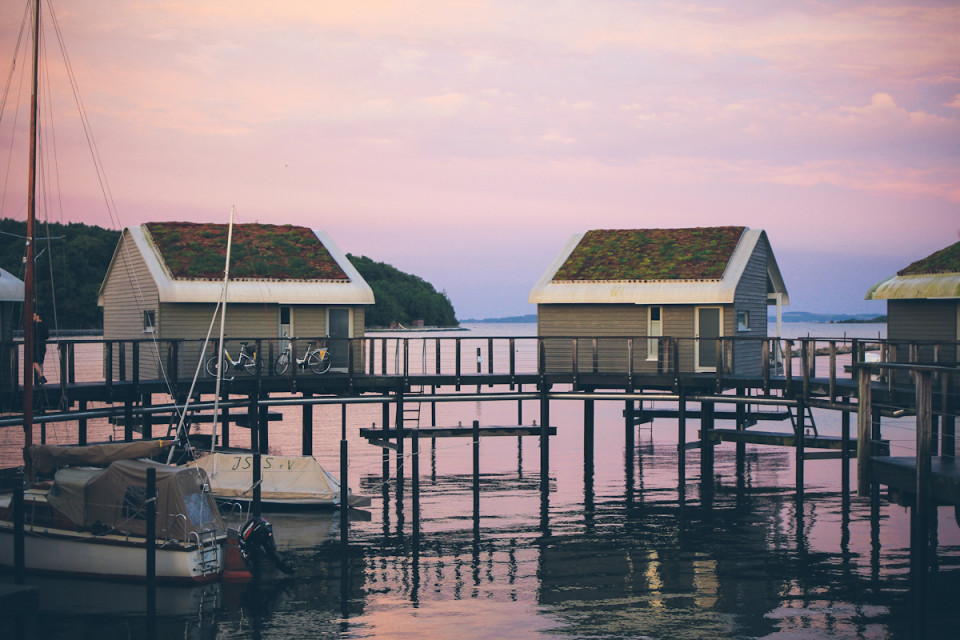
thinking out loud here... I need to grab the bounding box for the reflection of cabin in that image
[0,267,24,397]
[98,222,374,378]
[529,227,789,375]
[865,240,959,372]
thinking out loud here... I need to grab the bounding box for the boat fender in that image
[238,516,294,575]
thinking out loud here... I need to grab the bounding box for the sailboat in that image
[0,0,248,583]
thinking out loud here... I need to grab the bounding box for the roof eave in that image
[865,273,960,300]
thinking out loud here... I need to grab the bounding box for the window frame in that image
[737,310,750,332]
[647,306,662,361]
[143,310,156,333]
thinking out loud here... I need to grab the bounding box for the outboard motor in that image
[238,516,294,575]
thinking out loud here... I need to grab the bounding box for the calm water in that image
[5,322,960,639]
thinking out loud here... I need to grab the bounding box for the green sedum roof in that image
[553,227,746,281]
[144,222,349,281]
[898,241,960,276]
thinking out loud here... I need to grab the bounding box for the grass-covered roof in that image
[553,227,746,281]
[898,241,960,276]
[145,222,349,281]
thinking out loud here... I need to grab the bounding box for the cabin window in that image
[647,306,662,361]
[737,310,750,332]
[143,310,156,333]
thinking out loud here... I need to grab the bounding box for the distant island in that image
[462,314,537,323]
[770,311,886,324]
[464,312,886,324]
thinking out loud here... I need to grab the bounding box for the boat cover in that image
[194,453,340,503]
[29,440,172,474]
[47,459,225,541]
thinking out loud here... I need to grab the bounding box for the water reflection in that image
[4,379,960,639]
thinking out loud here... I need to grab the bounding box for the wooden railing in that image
[1,334,956,398]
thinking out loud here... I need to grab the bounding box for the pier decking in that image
[1,333,957,511]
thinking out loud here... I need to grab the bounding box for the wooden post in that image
[395,388,405,503]
[141,393,152,440]
[762,339,770,394]
[340,403,349,547]
[800,341,810,400]
[146,467,157,618]
[412,427,420,544]
[915,371,932,513]
[678,383,686,488]
[472,419,480,535]
[912,370,933,638]
[540,384,550,492]
[795,395,805,497]
[735,386,746,467]
[571,338,579,390]
[784,339,793,389]
[828,341,837,400]
[78,399,87,446]
[857,366,873,496]
[124,400,134,442]
[302,392,313,456]
[382,397,391,483]
[584,399,595,473]
[943,372,956,457]
[249,393,261,518]
[220,387,230,449]
[455,338,461,391]
[841,398,851,494]
[700,400,715,501]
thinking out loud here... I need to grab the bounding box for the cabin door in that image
[695,307,722,372]
[327,308,351,370]
[279,306,293,352]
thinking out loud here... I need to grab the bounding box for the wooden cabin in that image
[865,240,960,369]
[529,227,789,376]
[98,222,374,379]
[0,267,24,398]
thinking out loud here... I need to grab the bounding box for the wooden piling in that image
[340,403,348,548]
[302,392,313,456]
[146,467,157,627]
[857,366,872,496]
[584,399,595,473]
[677,383,687,487]
[472,419,480,535]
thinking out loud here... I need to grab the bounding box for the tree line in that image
[0,218,458,330]
[346,254,458,328]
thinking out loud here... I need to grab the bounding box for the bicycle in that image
[205,342,258,378]
[275,340,331,375]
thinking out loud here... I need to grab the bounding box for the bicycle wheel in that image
[243,354,258,375]
[205,355,223,378]
[275,352,289,375]
[308,350,331,374]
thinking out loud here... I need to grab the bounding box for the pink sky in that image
[1,1,957,319]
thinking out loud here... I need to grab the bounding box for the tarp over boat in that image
[29,441,172,474]
[193,453,340,504]
[47,459,225,541]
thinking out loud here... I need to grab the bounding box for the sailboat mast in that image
[23,0,40,471]
[210,207,235,453]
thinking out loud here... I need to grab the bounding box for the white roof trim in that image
[107,226,374,305]
[0,266,24,302]
[865,272,960,300]
[529,228,789,305]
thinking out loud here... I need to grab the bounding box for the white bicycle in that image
[275,340,331,375]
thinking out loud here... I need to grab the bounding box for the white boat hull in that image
[0,524,224,584]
